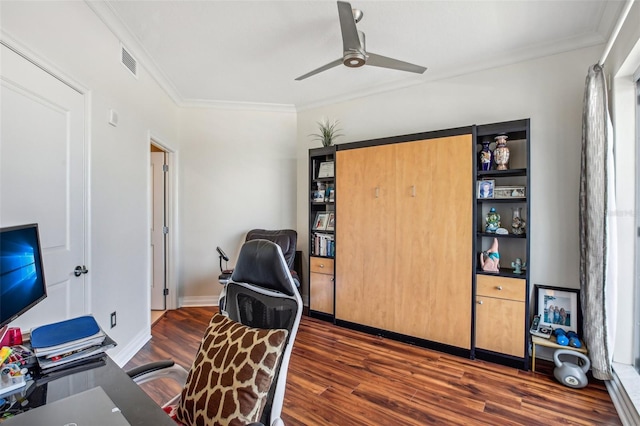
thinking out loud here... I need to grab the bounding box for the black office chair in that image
[218,229,300,313]
[128,239,302,426]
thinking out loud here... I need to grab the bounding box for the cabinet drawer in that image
[310,257,334,274]
[476,275,525,301]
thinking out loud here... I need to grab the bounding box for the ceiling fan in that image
[295,1,427,81]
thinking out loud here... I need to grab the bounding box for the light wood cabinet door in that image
[392,135,473,348]
[336,144,396,329]
[475,295,526,357]
[310,257,334,315]
[310,272,334,314]
[336,134,473,349]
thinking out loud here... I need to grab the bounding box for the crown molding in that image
[181,98,296,113]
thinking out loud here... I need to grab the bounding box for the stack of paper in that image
[30,315,116,372]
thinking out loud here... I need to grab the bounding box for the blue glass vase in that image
[478,141,492,171]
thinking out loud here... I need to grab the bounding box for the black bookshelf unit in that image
[473,119,531,370]
[308,146,336,321]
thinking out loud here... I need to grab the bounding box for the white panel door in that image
[0,45,86,329]
[150,151,166,310]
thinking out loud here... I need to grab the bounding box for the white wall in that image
[1,1,180,363]
[178,107,297,305]
[297,45,602,309]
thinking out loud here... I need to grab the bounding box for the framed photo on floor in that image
[534,284,581,334]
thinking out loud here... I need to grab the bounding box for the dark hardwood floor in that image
[125,307,621,425]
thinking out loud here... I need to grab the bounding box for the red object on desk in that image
[0,327,22,347]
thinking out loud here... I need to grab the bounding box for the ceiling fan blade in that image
[366,52,427,74]
[337,1,361,52]
[295,58,343,81]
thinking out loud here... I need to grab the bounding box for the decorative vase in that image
[478,140,492,171]
[493,135,510,170]
[511,207,526,235]
[485,207,500,233]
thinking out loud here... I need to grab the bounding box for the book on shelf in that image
[313,233,335,257]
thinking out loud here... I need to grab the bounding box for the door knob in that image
[477,300,483,305]
[74,265,88,277]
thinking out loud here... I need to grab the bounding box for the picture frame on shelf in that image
[317,161,335,178]
[477,179,495,199]
[534,285,581,334]
[312,189,325,202]
[326,212,335,231]
[312,212,329,231]
[494,185,526,199]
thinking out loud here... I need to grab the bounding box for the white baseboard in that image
[107,328,152,368]
[179,295,218,307]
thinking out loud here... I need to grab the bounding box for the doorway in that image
[150,143,169,323]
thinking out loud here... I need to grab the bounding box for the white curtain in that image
[579,63,618,380]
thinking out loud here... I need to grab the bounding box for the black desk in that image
[6,356,174,425]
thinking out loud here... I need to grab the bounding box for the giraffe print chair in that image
[128,239,302,426]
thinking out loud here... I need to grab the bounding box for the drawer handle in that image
[496,286,503,290]
[375,187,380,198]
[319,264,324,268]
[477,300,483,305]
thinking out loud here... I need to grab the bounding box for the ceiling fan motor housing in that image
[343,51,366,67]
[343,30,367,67]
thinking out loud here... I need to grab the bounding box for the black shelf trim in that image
[335,319,472,359]
[309,311,334,323]
[477,168,527,177]
[476,197,526,203]
[477,232,527,239]
[476,269,528,279]
[337,126,474,151]
[474,348,529,370]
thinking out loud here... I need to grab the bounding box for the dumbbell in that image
[553,329,569,346]
[566,331,582,348]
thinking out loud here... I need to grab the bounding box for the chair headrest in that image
[245,229,297,270]
[231,239,296,297]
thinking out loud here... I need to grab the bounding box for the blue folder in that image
[31,315,102,349]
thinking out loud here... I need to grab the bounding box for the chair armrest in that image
[126,360,176,379]
[125,360,189,408]
[126,360,188,386]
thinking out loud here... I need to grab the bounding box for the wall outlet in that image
[110,311,117,328]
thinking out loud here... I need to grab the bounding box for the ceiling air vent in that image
[120,44,137,78]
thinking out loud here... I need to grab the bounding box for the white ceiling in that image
[92,1,624,110]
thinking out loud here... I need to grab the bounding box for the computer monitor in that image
[0,223,47,330]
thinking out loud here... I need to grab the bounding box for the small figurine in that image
[480,238,500,273]
[485,208,500,233]
[511,257,527,274]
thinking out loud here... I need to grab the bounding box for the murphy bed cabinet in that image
[308,146,336,321]
[474,119,530,369]
[308,120,531,370]
[336,128,474,356]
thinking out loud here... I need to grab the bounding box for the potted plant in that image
[311,118,343,147]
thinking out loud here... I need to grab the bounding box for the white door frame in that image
[148,132,178,310]
[0,34,92,318]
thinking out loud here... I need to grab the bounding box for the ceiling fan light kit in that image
[295,1,427,81]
